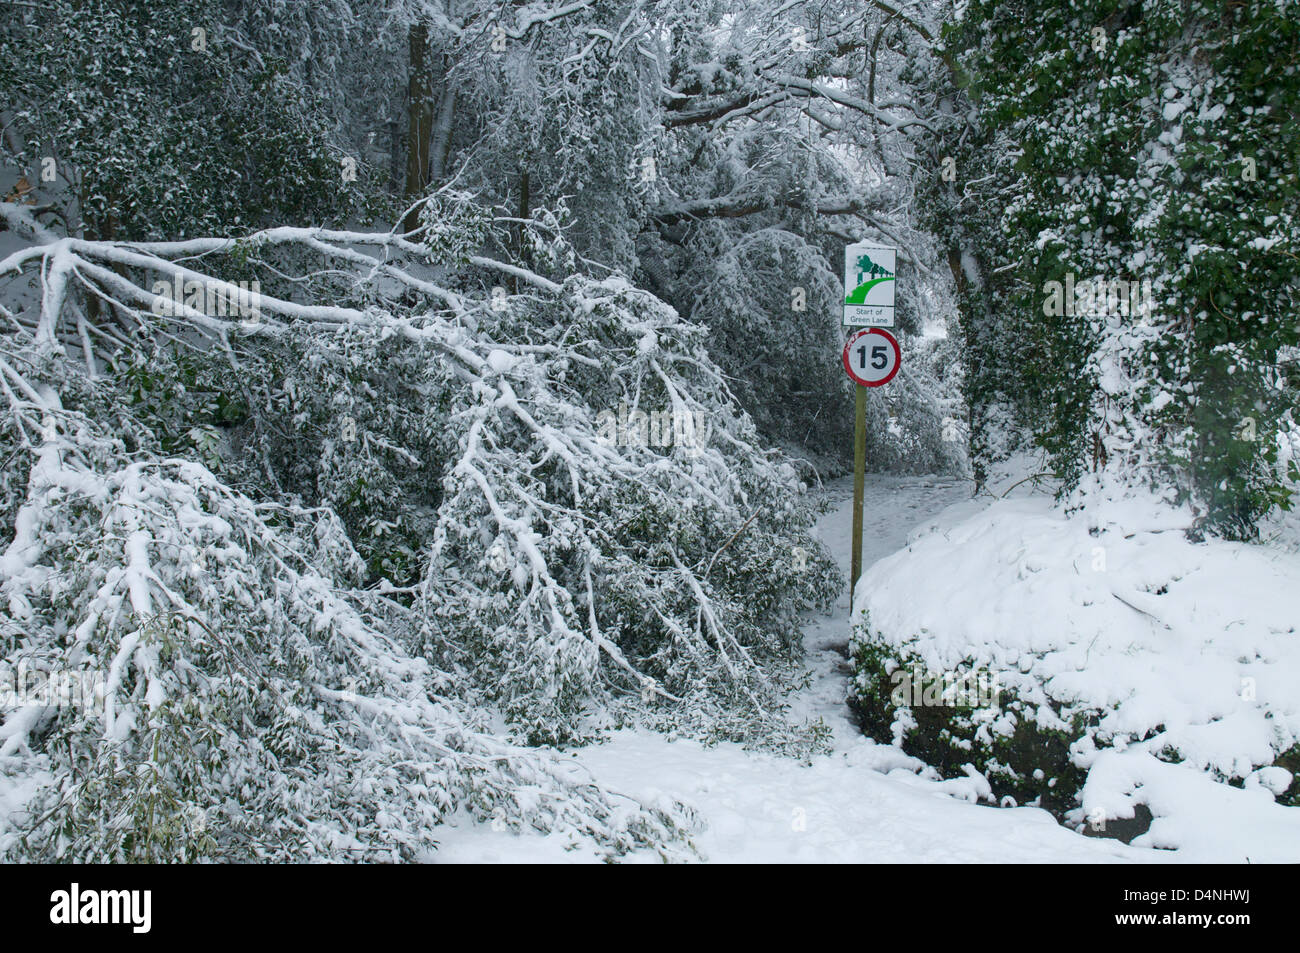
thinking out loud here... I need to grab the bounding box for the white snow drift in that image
[853,480,1300,862]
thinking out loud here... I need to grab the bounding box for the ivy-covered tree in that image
[0,0,368,241]
[931,0,1300,536]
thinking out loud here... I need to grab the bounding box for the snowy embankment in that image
[435,476,1155,863]
[852,472,1300,863]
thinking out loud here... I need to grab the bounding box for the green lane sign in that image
[843,242,897,328]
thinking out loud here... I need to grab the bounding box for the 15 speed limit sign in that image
[842,328,900,387]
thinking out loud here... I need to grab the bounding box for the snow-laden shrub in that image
[0,365,702,861]
[0,382,702,858]
[0,197,838,859]
[672,226,851,464]
[848,488,1300,839]
[421,274,840,745]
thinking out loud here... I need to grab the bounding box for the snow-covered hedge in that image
[0,199,838,860]
[848,486,1300,852]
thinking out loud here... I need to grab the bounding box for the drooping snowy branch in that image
[0,191,838,859]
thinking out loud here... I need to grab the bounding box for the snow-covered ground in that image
[434,475,1162,863]
[854,472,1300,864]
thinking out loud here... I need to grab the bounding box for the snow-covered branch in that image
[0,195,838,859]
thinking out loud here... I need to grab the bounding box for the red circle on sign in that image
[842,328,901,387]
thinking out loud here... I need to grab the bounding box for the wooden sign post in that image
[843,241,901,595]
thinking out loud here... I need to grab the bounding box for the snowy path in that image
[437,476,1156,863]
[790,475,976,736]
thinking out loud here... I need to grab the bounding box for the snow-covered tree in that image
[931,0,1300,535]
[0,0,979,863]
[0,0,369,241]
[0,185,838,858]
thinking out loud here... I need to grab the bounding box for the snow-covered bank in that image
[435,475,1161,863]
[850,478,1300,863]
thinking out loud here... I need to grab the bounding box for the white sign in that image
[842,328,901,387]
[843,242,897,327]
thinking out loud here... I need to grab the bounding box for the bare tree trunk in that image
[428,58,457,183]
[402,22,435,234]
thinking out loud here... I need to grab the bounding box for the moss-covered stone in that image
[849,621,1296,823]
[849,635,1092,817]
